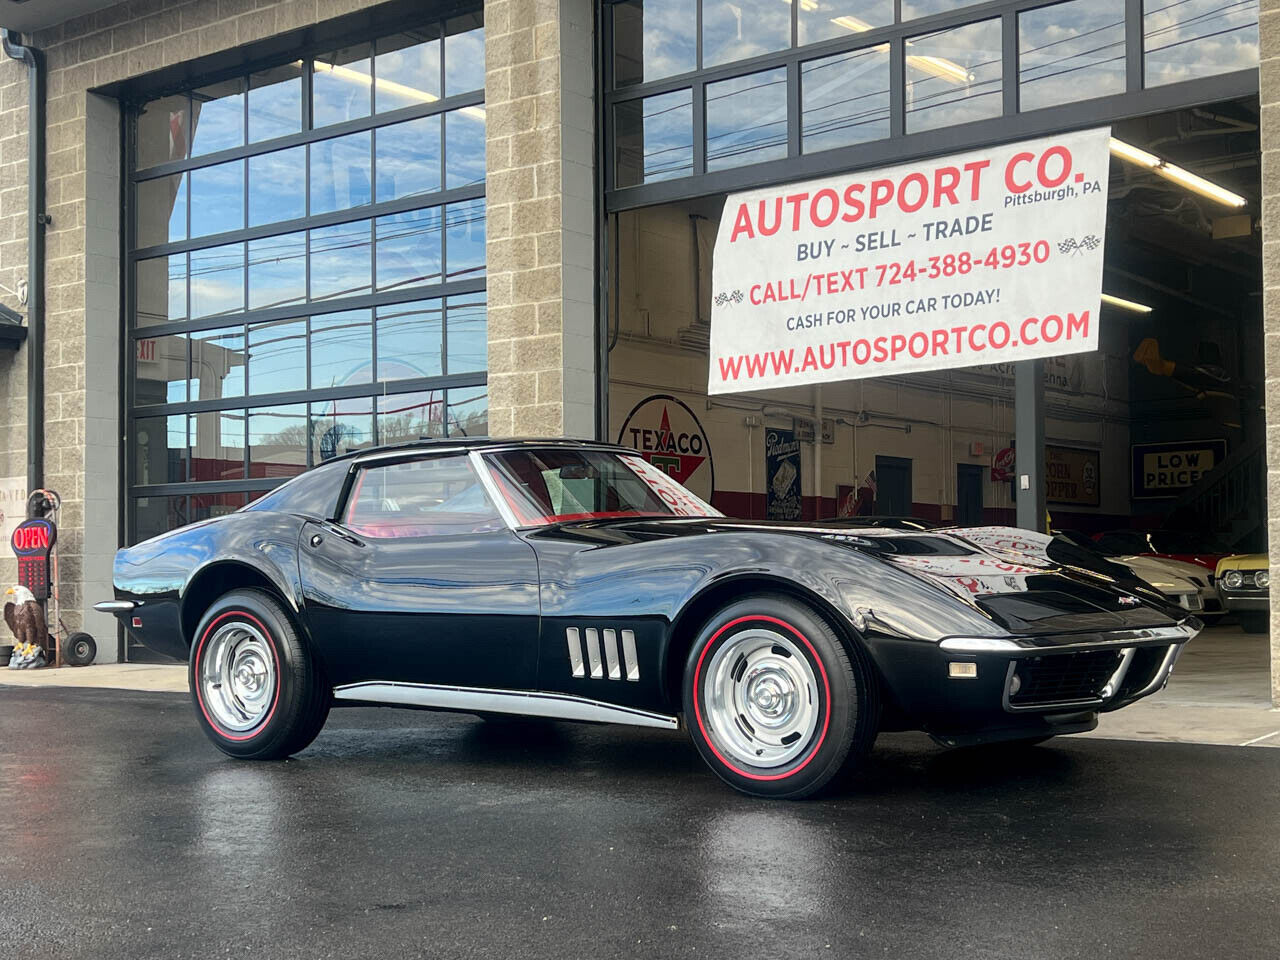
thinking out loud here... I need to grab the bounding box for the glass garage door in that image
[126,10,488,547]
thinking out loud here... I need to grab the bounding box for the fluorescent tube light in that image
[1101,293,1153,314]
[1108,137,1159,169]
[1109,137,1246,208]
[1151,162,1247,209]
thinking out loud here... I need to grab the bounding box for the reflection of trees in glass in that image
[314,420,366,461]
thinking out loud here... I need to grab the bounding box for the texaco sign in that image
[617,395,715,501]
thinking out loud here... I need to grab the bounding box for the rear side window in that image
[343,455,505,538]
[243,459,348,518]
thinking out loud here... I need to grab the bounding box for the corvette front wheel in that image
[190,588,330,760]
[682,595,876,799]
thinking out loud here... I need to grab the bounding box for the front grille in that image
[1009,650,1125,707]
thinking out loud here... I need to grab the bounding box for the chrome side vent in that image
[567,626,640,681]
[566,627,585,678]
[621,629,639,681]
[584,628,604,679]
[603,629,621,679]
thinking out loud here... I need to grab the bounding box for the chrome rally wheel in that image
[700,628,820,769]
[683,595,878,799]
[189,588,331,760]
[198,618,278,734]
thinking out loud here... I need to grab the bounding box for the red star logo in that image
[642,406,707,485]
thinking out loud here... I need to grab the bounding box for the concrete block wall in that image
[1262,0,1280,704]
[485,0,596,439]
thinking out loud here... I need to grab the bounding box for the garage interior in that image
[606,96,1273,732]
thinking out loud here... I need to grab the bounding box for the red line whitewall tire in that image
[682,594,877,799]
[189,588,330,760]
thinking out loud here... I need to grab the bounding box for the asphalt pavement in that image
[1,686,1277,960]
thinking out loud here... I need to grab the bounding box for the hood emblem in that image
[1117,595,1140,606]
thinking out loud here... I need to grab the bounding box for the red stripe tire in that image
[188,588,331,760]
[682,594,877,799]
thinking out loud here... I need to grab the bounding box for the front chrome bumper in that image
[938,621,1199,654]
[935,621,1194,715]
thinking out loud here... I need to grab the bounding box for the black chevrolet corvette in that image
[97,439,1198,798]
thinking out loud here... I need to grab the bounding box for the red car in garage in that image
[1092,530,1233,574]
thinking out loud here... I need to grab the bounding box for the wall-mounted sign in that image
[1045,445,1100,507]
[0,475,26,550]
[991,447,1015,482]
[765,428,802,520]
[708,128,1111,394]
[617,394,715,501]
[1131,440,1226,499]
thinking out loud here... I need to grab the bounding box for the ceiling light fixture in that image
[1101,292,1153,314]
[1109,136,1246,208]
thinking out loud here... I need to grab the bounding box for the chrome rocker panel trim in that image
[333,681,679,730]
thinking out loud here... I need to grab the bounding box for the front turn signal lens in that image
[948,662,978,679]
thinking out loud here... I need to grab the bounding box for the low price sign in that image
[708,128,1112,394]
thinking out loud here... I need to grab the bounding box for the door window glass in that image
[345,455,503,537]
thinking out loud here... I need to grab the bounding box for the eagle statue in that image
[5,585,48,660]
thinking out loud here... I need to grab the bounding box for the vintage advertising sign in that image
[765,428,802,520]
[708,128,1112,394]
[1045,445,1100,507]
[617,394,715,501]
[1131,439,1226,499]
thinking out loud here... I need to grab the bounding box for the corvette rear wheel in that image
[190,588,330,760]
[683,595,876,799]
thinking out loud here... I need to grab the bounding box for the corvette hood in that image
[544,517,1185,635]
[813,525,1182,634]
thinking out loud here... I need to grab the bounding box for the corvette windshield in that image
[484,449,721,525]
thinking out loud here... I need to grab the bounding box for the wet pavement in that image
[1,686,1277,960]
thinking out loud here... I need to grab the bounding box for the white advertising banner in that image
[708,128,1112,394]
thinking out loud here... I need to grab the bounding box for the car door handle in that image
[312,522,366,548]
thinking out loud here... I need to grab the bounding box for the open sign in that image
[11,517,55,600]
[12,518,55,555]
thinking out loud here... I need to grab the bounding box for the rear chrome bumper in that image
[93,600,137,614]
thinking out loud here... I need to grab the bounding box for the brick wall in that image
[485,0,596,439]
[1262,1,1280,704]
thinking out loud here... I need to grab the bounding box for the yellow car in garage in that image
[1216,554,1270,634]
